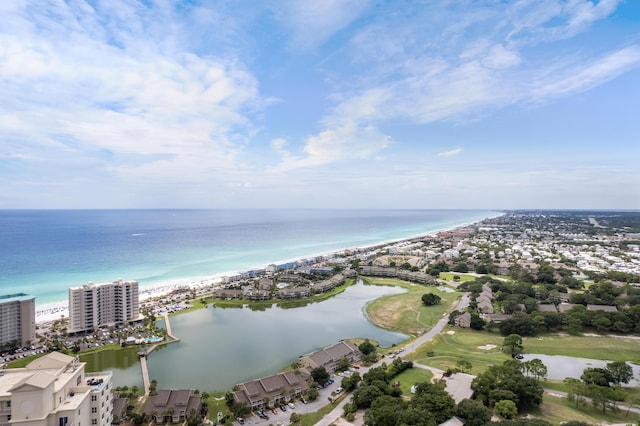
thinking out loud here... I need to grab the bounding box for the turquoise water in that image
[0,209,498,307]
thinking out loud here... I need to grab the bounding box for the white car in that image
[288,402,295,409]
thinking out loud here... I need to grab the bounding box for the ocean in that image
[0,209,498,310]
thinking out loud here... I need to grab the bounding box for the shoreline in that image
[35,211,503,323]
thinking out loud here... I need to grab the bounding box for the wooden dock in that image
[138,313,180,395]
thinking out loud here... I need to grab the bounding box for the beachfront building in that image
[0,352,112,426]
[0,293,36,348]
[68,279,142,334]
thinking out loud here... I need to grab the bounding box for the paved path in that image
[140,355,150,395]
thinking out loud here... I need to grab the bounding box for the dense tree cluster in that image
[345,362,455,425]
[458,273,640,335]
[564,361,633,414]
[471,360,544,413]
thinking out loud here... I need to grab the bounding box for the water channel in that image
[83,281,408,390]
[520,354,640,387]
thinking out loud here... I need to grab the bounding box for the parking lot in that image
[233,375,348,425]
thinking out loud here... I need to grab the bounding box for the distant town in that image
[2,210,640,426]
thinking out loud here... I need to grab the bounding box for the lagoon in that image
[521,354,640,387]
[84,281,408,390]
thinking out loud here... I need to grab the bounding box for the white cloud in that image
[438,148,463,157]
[0,0,261,186]
[273,0,371,51]
[272,121,390,171]
[271,138,288,152]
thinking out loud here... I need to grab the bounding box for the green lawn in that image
[393,367,433,396]
[536,392,640,425]
[406,328,510,375]
[438,272,477,282]
[523,334,640,363]
[364,278,460,336]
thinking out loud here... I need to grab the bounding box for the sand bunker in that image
[478,344,497,350]
[446,330,456,335]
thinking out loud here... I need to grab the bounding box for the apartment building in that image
[0,293,36,348]
[68,279,142,334]
[0,352,112,426]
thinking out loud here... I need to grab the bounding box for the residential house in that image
[299,341,361,374]
[144,390,201,424]
[587,304,618,312]
[278,287,310,299]
[233,372,308,409]
[454,312,471,328]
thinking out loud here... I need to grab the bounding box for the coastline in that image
[35,211,503,323]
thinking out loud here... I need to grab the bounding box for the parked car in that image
[237,418,244,425]
[336,387,343,394]
[300,397,308,404]
[271,408,278,415]
[279,404,287,412]
[288,402,295,409]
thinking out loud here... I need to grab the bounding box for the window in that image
[92,420,97,425]
[77,376,82,385]
[59,416,68,426]
[7,401,10,408]
[91,395,97,402]
[92,408,97,413]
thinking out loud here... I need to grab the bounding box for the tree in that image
[502,334,524,357]
[525,359,547,382]
[495,399,518,419]
[353,384,385,409]
[581,368,613,387]
[469,313,485,330]
[453,262,469,273]
[457,399,492,426]
[341,372,361,391]
[310,366,330,386]
[421,293,442,306]
[289,412,301,425]
[359,339,376,355]
[305,387,319,401]
[456,360,472,373]
[336,357,351,372]
[606,361,633,385]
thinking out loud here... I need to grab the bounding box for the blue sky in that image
[1,0,639,209]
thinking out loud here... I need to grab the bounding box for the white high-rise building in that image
[0,352,112,426]
[68,279,142,334]
[0,293,35,348]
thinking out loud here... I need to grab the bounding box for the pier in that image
[139,313,180,395]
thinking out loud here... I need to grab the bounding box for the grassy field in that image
[393,367,433,396]
[523,334,640,363]
[406,328,510,375]
[363,278,460,336]
[438,272,477,282]
[535,392,640,425]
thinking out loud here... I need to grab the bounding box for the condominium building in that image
[68,279,142,334]
[0,293,36,348]
[0,352,112,426]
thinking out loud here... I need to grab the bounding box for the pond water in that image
[521,354,640,387]
[84,281,408,390]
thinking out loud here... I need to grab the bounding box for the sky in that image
[1,0,639,210]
